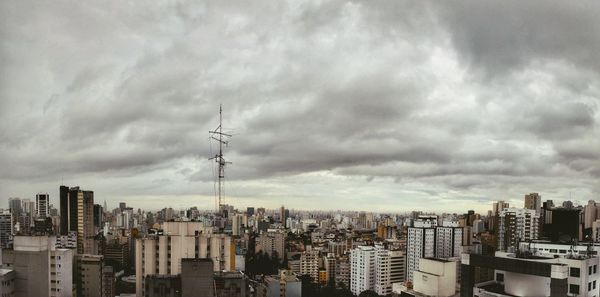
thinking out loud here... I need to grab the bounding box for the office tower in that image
[473,219,485,234]
[36,194,49,218]
[0,269,15,296]
[374,247,405,296]
[246,207,254,216]
[0,210,12,248]
[214,271,249,297]
[135,222,233,297]
[435,221,463,259]
[299,250,319,283]
[76,254,114,297]
[350,246,376,295]
[119,202,126,212]
[181,258,214,297]
[1,235,74,297]
[60,186,95,254]
[407,216,437,281]
[524,193,542,214]
[563,200,574,209]
[255,231,286,260]
[498,208,539,251]
[585,200,598,230]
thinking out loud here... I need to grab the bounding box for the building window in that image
[570,284,580,294]
[571,267,580,277]
[496,273,504,282]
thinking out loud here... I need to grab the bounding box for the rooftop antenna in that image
[209,104,231,216]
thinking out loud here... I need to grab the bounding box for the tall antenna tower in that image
[209,105,231,215]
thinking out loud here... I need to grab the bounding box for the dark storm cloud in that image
[1,0,599,211]
[433,0,600,78]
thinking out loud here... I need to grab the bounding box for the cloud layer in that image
[1,0,599,212]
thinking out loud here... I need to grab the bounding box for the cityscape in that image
[2,1,600,297]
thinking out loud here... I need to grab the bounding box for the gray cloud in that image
[1,0,599,212]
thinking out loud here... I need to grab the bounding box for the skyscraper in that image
[59,186,94,254]
[36,193,49,218]
[524,193,542,214]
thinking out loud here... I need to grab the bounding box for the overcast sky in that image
[1,1,599,213]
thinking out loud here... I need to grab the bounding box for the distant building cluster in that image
[1,189,599,296]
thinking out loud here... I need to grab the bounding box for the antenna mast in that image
[209,105,231,215]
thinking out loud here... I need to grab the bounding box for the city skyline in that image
[2,1,600,213]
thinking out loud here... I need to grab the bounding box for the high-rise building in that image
[1,235,74,297]
[524,193,542,214]
[299,250,319,283]
[59,186,95,254]
[135,222,234,297]
[323,253,337,285]
[585,200,598,230]
[256,270,301,297]
[407,216,437,281]
[350,246,376,296]
[436,221,463,259]
[374,247,405,296]
[335,256,350,289]
[8,198,21,216]
[35,194,49,218]
[76,254,114,297]
[256,231,286,260]
[246,207,255,217]
[498,208,539,251]
[0,209,12,249]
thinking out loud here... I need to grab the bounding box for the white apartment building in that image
[135,221,233,297]
[436,222,464,259]
[498,208,540,251]
[350,246,376,296]
[407,216,437,282]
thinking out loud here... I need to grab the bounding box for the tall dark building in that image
[94,204,103,228]
[546,208,581,242]
[246,207,254,216]
[60,185,95,254]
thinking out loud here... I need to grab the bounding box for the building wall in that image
[350,246,375,296]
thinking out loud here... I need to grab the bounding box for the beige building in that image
[0,236,74,297]
[135,222,234,297]
[256,231,285,259]
[299,250,320,283]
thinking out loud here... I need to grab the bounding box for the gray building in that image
[181,258,214,297]
[76,254,114,297]
[0,210,12,248]
[144,275,181,297]
[0,236,74,297]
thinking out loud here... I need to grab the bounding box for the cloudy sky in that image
[1,1,599,213]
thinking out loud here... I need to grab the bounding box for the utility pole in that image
[209,104,231,216]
